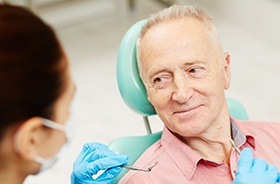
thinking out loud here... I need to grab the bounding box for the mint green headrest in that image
[116,19,156,116]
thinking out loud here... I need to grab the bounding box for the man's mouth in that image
[173,105,203,115]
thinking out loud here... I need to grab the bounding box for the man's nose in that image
[171,72,193,103]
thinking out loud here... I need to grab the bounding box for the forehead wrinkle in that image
[144,20,212,54]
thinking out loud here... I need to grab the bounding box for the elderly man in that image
[119,5,280,183]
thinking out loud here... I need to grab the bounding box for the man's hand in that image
[233,148,280,184]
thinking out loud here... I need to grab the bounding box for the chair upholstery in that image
[110,20,249,183]
[116,19,155,116]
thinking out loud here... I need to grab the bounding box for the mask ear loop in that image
[63,111,76,141]
[34,118,72,172]
[42,119,66,132]
[14,118,67,153]
[41,112,76,158]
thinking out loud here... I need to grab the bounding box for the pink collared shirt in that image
[119,119,280,184]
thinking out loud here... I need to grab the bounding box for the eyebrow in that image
[148,67,171,81]
[148,61,203,80]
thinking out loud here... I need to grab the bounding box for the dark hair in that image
[0,4,67,139]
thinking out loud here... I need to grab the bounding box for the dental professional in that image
[0,4,127,184]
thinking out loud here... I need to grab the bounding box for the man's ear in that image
[223,52,231,90]
[14,117,44,161]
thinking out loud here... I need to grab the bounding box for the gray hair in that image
[136,5,224,77]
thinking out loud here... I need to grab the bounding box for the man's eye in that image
[152,75,171,89]
[153,77,163,83]
[189,67,201,73]
[188,67,205,78]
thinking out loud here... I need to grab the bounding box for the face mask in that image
[34,113,76,172]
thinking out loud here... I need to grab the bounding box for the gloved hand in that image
[71,142,128,184]
[232,148,280,184]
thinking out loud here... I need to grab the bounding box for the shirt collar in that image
[161,127,203,180]
[161,118,256,180]
[231,118,256,148]
[231,119,247,147]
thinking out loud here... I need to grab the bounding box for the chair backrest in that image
[111,20,249,183]
[116,19,155,116]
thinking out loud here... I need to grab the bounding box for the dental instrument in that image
[92,162,158,180]
[123,162,158,172]
[218,127,241,155]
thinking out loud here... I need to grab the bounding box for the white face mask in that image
[34,113,75,172]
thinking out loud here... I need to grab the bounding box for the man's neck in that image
[186,137,232,165]
[179,121,233,165]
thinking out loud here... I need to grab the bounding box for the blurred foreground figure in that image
[0,4,127,184]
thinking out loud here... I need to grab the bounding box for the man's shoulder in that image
[236,120,280,141]
[132,139,165,165]
[236,120,280,166]
[237,120,280,131]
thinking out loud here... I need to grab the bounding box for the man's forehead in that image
[142,18,205,40]
[140,20,209,59]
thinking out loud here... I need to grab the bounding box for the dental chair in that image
[108,20,249,183]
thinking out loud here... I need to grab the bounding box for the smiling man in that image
[119,5,280,184]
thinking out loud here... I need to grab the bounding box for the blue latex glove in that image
[233,148,280,184]
[71,142,128,184]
